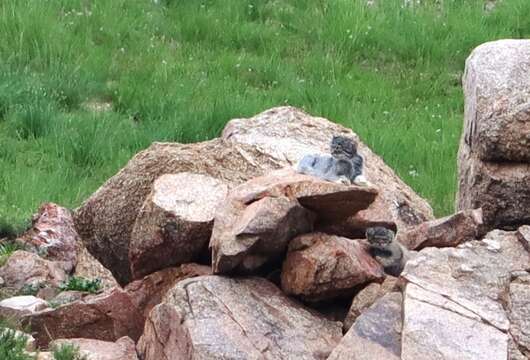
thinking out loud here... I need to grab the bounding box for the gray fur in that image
[296,135,364,185]
[366,227,409,276]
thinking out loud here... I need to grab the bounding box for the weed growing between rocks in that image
[0,241,25,267]
[0,328,33,360]
[52,343,87,360]
[58,277,102,294]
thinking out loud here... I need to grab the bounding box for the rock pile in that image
[0,76,528,359]
[457,39,530,231]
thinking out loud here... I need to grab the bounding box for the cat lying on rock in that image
[296,135,368,186]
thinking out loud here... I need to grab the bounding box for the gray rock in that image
[462,39,530,162]
[508,271,530,356]
[403,229,530,331]
[343,276,400,331]
[0,296,49,318]
[328,292,402,360]
[138,275,342,360]
[457,142,530,231]
[402,284,508,360]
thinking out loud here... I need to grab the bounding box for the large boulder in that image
[457,141,530,230]
[210,168,377,275]
[397,208,483,250]
[461,39,530,162]
[18,203,78,271]
[457,40,530,231]
[137,275,342,360]
[24,288,144,348]
[129,173,228,279]
[223,107,434,236]
[328,292,403,360]
[401,228,530,359]
[49,337,138,360]
[75,107,433,285]
[0,251,68,291]
[281,233,384,302]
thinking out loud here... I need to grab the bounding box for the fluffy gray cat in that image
[296,135,367,185]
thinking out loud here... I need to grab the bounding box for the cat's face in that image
[330,136,357,158]
[366,227,395,248]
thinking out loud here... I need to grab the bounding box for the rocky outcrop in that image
[457,40,530,230]
[328,292,403,360]
[0,251,68,291]
[281,233,384,302]
[75,107,433,285]
[129,173,228,279]
[49,337,138,360]
[17,203,78,272]
[138,275,342,360]
[343,276,400,331]
[397,208,483,250]
[401,228,530,359]
[24,288,144,348]
[211,168,377,275]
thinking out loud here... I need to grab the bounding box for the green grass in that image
[52,343,86,360]
[0,0,529,228]
[0,242,25,267]
[0,328,34,360]
[58,276,102,294]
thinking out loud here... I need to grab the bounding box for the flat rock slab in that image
[397,208,483,250]
[129,173,228,279]
[50,336,138,360]
[0,296,49,318]
[401,228,530,359]
[138,275,342,360]
[402,284,508,360]
[462,39,530,162]
[281,233,384,302]
[228,168,378,221]
[403,229,530,331]
[328,292,403,360]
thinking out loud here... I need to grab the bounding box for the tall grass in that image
[0,0,529,228]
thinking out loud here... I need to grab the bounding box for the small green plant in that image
[58,277,102,294]
[52,343,87,360]
[0,327,34,360]
[0,242,25,267]
[18,282,44,297]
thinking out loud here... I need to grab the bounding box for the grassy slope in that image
[0,0,529,232]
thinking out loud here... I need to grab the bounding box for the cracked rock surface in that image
[401,228,530,360]
[137,275,342,360]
